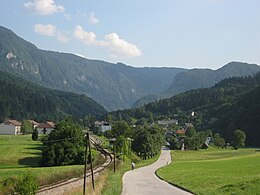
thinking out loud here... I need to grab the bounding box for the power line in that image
[42,136,82,143]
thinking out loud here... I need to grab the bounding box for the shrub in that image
[32,128,38,141]
[232,129,246,149]
[14,173,39,195]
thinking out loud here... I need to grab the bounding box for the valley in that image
[0,12,259,195]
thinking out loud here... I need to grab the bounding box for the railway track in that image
[37,136,112,195]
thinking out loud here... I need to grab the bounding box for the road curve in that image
[122,147,192,195]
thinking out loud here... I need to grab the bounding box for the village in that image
[0,117,214,151]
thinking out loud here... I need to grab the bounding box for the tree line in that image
[108,73,260,146]
[0,71,107,123]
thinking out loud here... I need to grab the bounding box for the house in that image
[37,121,55,134]
[94,121,111,132]
[27,120,39,129]
[157,119,178,126]
[176,129,186,135]
[0,120,22,135]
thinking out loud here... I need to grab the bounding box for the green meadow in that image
[0,135,102,193]
[156,147,260,195]
[0,135,42,169]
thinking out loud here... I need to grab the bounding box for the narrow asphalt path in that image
[122,147,192,195]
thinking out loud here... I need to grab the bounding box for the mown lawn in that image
[0,135,42,168]
[156,147,260,195]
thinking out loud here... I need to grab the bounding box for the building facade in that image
[0,120,22,135]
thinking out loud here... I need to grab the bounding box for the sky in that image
[0,0,259,69]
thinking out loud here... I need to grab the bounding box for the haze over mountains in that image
[0,26,260,111]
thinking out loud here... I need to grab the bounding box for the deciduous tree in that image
[232,129,246,149]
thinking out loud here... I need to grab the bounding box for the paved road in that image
[122,147,192,195]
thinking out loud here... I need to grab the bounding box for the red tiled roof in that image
[37,122,55,129]
[8,120,22,126]
[28,120,39,125]
[46,121,55,128]
[176,129,186,134]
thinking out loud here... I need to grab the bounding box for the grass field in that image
[156,147,260,195]
[0,135,42,168]
[0,135,104,194]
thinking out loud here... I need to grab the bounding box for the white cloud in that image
[34,24,57,36]
[34,24,69,43]
[88,12,99,24]
[57,32,70,43]
[24,0,65,15]
[73,25,107,47]
[73,25,142,58]
[104,33,142,58]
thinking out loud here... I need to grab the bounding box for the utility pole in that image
[83,133,88,195]
[110,138,116,173]
[87,132,95,190]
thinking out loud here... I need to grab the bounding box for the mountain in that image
[165,61,260,96]
[109,73,260,146]
[0,71,107,122]
[0,26,186,111]
[133,62,260,107]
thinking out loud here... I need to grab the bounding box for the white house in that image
[157,119,178,126]
[36,121,55,134]
[0,120,22,135]
[95,121,111,132]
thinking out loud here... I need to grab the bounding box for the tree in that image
[185,126,196,138]
[168,136,181,150]
[41,119,85,166]
[21,120,33,134]
[32,128,38,141]
[213,133,225,148]
[184,126,202,150]
[232,129,246,149]
[111,120,131,138]
[132,125,163,159]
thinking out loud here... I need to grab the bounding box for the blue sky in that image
[0,0,259,69]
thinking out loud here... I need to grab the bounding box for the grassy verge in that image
[101,153,160,195]
[156,147,260,195]
[65,152,161,195]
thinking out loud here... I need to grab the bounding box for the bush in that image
[232,129,246,149]
[32,128,38,141]
[14,173,39,195]
[213,133,226,148]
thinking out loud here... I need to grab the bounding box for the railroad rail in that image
[37,136,112,195]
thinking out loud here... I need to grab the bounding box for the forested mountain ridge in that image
[134,62,260,107]
[109,73,260,146]
[0,71,107,122]
[0,26,186,111]
[165,61,260,96]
